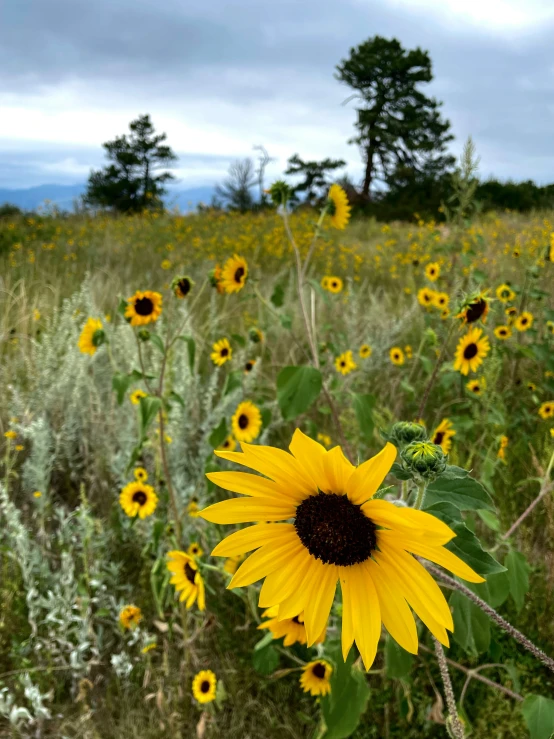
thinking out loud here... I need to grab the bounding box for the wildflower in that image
[528,382,536,392]
[125,291,163,326]
[324,276,344,294]
[187,542,204,558]
[15,444,23,451]
[218,436,237,452]
[466,378,486,396]
[167,551,205,610]
[119,482,158,519]
[494,325,511,340]
[223,554,245,575]
[209,264,224,293]
[390,347,405,366]
[457,294,490,325]
[244,359,257,373]
[433,292,449,310]
[321,276,330,290]
[119,605,142,630]
[505,306,517,324]
[4,431,17,440]
[405,344,413,359]
[335,350,357,375]
[221,254,248,294]
[453,327,490,375]
[188,498,201,518]
[172,275,194,298]
[538,401,554,420]
[497,435,509,461]
[300,660,333,696]
[326,184,351,230]
[496,284,515,303]
[231,401,262,443]
[33,491,42,498]
[161,259,171,270]
[201,430,482,670]
[130,389,147,405]
[141,643,156,654]
[78,318,104,355]
[33,309,41,321]
[134,467,148,482]
[211,338,232,366]
[359,344,372,359]
[259,607,326,647]
[515,312,533,332]
[431,419,456,454]
[192,670,217,704]
[249,327,264,344]
[425,262,440,281]
[417,287,436,308]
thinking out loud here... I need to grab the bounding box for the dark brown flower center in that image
[433,431,444,445]
[134,297,154,316]
[463,343,478,360]
[312,663,326,679]
[294,492,377,566]
[292,615,302,625]
[184,562,197,584]
[200,680,210,693]
[178,279,191,296]
[132,490,147,506]
[465,299,487,323]
[234,266,245,283]
[238,414,249,429]
[220,348,229,357]
[520,317,528,325]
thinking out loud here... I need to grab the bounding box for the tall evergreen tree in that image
[336,36,454,200]
[285,154,346,203]
[85,114,177,213]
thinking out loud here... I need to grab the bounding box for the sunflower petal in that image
[258,548,313,608]
[348,565,381,670]
[362,500,455,544]
[206,471,295,500]
[394,535,485,583]
[199,497,296,524]
[277,558,321,619]
[323,446,355,494]
[241,443,315,497]
[340,574,355,661]
[366,559,418,654]
[289,429,328,492]
[303,563,337,646]
[345,443,397,504]
[211,523,296,557]
[229,539,301,588]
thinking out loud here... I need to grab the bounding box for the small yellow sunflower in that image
[325,276,344,294]
[505,307,518,323]
[119,482,158,519]
[538,401,554,420]
[300,660,333,697]
[417,287,436,308]
[259,606,326,647]
[231,401,262,443]
[221,254,248,294]
[192,670,217,704]
[125,291,163,327]
[494,325,512,340]
[431,419,456,454]
[218,436,237,452]
[78,318,104,356]
[119,605,142,630]
[172,275,194,299]
[466,378,486,396]
[130,389,147,405]
[496,284,515,303]
[4,430,17,440]
[223,553,245,575]
[359,344,372,359]
[335,350,357,375]
[546,321,554,335]
[515,312,533,332]
[167,551,205,610]
[327,184,351,230]
[134,466,148,482]
[528,382,536,392]
[390,347,405,366]
[425,262,440,282]
[244,359,257,374]
[453,327,490,375]
[188,498,201,518]
[433,292,449,310]
[187,542,204,558]
[211,338,232,366]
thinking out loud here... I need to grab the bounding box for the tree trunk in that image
[362,143,374,200]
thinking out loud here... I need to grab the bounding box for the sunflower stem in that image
[417,320,456,420]
[414,482,427,510]
[433,638,465,739]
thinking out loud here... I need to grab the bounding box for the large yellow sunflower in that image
[231,401,262,443]
[125,291,163,326]
[259,606,326,647]
[221,254,248,294]
[335,350,357,375]
[300,660,333,696]
[453,327,490,375]
[200,431,483,670]
[431,419,455,454]
[211,338,233,366]
[327,184,351,230]
[167,551,206,610]
[192,670,217,704]
[78,317,103,356]
[119,482,158,519]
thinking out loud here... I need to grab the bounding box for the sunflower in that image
[390,347,405,366]
[527,382,536,392]
[466,377,486,395]
[441,309,450,320]
[231,401,262,443]
[335,350,357,375]
[359,344,372,359]
[78,318,104,356]
[301,661,333,698]
[538,401,554,420]
[119,482,158,519]
[218,436,237,452]
[249,327,264,344]
[223,553,245,575]
[494,325,512,340]
[221,254,248,294]
[130,389,147,405]
[453,327,490,375]
[417,287,436,308]
[259,606,326,647]
[192,670,217,704]
[125,290,163,327]
[404,345,413,359]
[134,466,148,482]
[425,262,440,282]
[505,306,517,323]
[497,435,509,461]
[188,498,201,518]
[211,338,233,366]
[244,359,257,374]
[496,284,515,303]
[200,430,483,670]
[457,294,490,325]
[209,264,225,294]
[327,184,351,230]
[515,312,533,332]
[433,292,449,310]
[326,276,344,294]
[119,605,142,630]
[172,275,194,299]
[431,419,456,454]
[188,542,204,558]
[167,551,205,610]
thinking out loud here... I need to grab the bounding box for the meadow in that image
[0,192,553,739]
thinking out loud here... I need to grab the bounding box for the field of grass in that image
[0,202,553,738]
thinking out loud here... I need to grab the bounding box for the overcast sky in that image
[2,0,554,190]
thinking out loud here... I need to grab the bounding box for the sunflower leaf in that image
[505,550,530,613]
[139,396,162,438]
[445,521,505,575]
[424,472,494,511]
[149,333,165,354]
[351,393,375,441]
[320,644,370,739]
[252,643,279,675]
[112,373,133,405]
[385,636,414,679]
[176,335,195,372]
[521,695,554,739]
[277,366,322,421]
[208,419,227,448]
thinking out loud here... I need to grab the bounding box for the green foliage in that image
[276,365,322,420]
[424,467,494,511]
[385,636,414,679]
[320,644,371,739]
[352,393,376,441]
[505,550,531,613]
[521,695,554,739]
[285,154,346,204]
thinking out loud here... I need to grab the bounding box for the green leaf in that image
[231,333,246,347]
[169,391,185,408]
[223,370,243,396]
[277,366,322,421]
[261,408,272,429]
[252,644,279,675]
[390,462,412,481]
[445,521,505,576]
[352,393,375,441]
[505,550,530,613]
[425,501,463,526]
[477,509,501,531]
[112,373,133,405]
[320,644,370,739]
[139,396,162,438]
[177,335,195,372]
[425,472,494,511]
[270,283,285,307]
[253,632,274,651]
[449,590,491,654]
[486,571,510,608]
[385,636,414,679]
[280,313,292,330]
[209,418,227,448]
[522,695,554,739]
[149,333,165,354]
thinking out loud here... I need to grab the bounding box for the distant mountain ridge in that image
[0,184,216,213]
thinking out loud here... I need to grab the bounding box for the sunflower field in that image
[0,183,554,739]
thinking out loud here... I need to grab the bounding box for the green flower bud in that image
[401,441,447,482]
[388,421,428,448]
[248,327,264,344]
[268,180,292,206]
[137,329,151,342]
[92,329,106,348]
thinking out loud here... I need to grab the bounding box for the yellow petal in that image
[229,538,302,588]
[206,471,295,500]
[345,443,397,504]
[289,429,329,491]
[199,497,296,524]
[362,500,454,544]
[258,548,313,608]
[241,443,315,497]
[394,535,485,583]
[277,558,321,619]
[366,558,418,654]
[303,562,338,646]
[211,523,296,557]
[340,574,355,661]
[348,564,381,670]
[323,446,355,494]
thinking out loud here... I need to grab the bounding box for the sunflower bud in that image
[137,329,151,342]
[401,441,447,482]
[388,421,428,448]
[268,180,292,206]
[248,327,263,344]
[171,275,194,299]
[92,328,106,348]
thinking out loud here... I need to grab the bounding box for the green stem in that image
[415,482,427,510]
